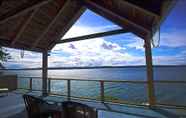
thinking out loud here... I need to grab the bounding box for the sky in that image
[2,0,186,68]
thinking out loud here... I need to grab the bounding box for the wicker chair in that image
[62,101,97,118]
[23,94,61,118]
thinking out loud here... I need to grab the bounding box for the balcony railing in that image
[17,76,186,108]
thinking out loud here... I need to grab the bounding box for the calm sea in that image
[1,66,186,106]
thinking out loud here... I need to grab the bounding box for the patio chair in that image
[62,101,98,118]
[23,94,61,118]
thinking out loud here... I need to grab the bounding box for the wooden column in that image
[42,50,48,96]
[144,37,156,107]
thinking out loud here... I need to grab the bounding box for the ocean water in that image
[1,66,186,106]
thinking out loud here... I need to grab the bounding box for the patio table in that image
[24,94,64,118]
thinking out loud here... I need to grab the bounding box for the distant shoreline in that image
[0,65,186,70]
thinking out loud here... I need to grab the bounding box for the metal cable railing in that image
[17,76,186,108]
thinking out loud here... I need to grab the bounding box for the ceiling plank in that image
[11,9,39,46]
[31,0,69,49]
[0,38,44,52]
[57,29,129,44]
[0,0,51,24]
[122,0,160,19]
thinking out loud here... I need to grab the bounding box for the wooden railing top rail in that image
[17,76,186,84]
[18,76,147,83]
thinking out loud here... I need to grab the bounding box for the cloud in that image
[181,50,186,55]
[123,29,186,50]
[3,48,42,68]
[160,30,186,47]
[51,38,141,66]
[50,25,143,67]
[153,55,186,65]
[68,44,76,49]
[101,42,122,50]
[125,37,145,51]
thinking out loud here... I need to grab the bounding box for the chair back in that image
[63,101,97,118]
[23,94,42,118]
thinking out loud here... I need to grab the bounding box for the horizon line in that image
[1,65,186,70]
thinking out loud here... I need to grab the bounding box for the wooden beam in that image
[83,0,151,34]
[144,37,156,107]
[0,0,51,24]
[31,0,70,49]
[57,29,129,44]
[42,50,48,96]
[11,9,38,46]
[122,0,160,19]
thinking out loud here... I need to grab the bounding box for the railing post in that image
[67,80,71,101]
[48,78,51,94]
[42,50,48,96]
[29,77,32,91]
[100,81,104,102]
[144,37,156,107]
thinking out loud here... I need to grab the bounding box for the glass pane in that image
[17,77,29,89]
[104,82,148,104]
[71,80,100,100]
[50,80,67,95]
[155,82,186,106]
[32,78,42,91]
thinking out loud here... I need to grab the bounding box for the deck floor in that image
[0,91,186,118]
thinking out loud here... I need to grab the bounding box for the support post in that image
[42,50,48,96]
[100,81,105,102]
[144,37,156,107]
[67,80,71,101]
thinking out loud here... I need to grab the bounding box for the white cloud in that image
[153,55,186,65]
[50,25,143,67]
[50,38,142,66]
[125,37,145,51]
[3,48,42,68]
[123,30,186,50]
[160,30,186,47]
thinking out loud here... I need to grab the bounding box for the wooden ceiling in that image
[0,0,176,52]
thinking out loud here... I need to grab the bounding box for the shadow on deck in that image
[0,91,186,118]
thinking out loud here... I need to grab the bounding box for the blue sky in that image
[2,0,186,68]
